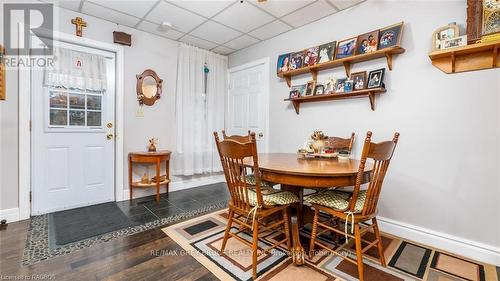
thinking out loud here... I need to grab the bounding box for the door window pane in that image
[87,95,102,110]
[69,94,85,109]
[87,111,102,127]
[50,109,67,126]
[49,92,67,108]
[69,110,85,126]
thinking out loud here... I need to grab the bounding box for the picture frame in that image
[344,80,353,93]
[467,0,500,43]
[357,30,379,55]
[378,22,404,50]
[335,78,347,93]
[431,24,459,51]
[318,41,336,63]
[350,71,367,90]
[305,80,316,96]
[303,46,319,67]
[324,77,337,93]
[290,52,304,70]
[335,37,357,59]
[442,35,468,49]
[277,53,291,74]
[289,84,306,99]
[314,84,325,95]
[367,68,385,89]
[0,45,5,101]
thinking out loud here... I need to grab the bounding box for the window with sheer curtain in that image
[173,43,227,176]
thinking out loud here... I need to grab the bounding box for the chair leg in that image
[252,218,259,280]
[372,217,386,266]
[221,210,234,253]
[282,207,291,251]
[309,207,320,259]
[354,223,364,281]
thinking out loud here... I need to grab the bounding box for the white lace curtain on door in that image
[44,47,107,91]
[174,43,227,176]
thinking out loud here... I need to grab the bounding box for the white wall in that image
[0,4,180,211]
[229,0,500,263]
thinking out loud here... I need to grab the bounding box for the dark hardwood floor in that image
[0,184,229,281]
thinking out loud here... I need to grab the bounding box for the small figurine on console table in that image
[148,137,158,152]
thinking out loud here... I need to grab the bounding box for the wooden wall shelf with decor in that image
[428,41,500,74]
[284,87,386,114]
[278,47,405,87]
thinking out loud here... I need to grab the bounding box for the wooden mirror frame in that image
[136,69,163,106]
[0,45,5,101]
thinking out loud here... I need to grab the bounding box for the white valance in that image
[44,47,107,91]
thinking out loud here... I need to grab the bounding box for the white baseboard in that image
[377,216,500,266]
[0,208,20,223]
[121,175,225,201]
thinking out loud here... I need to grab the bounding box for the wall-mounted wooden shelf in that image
[284,87,386,114]
[278,46,405,87]
[428,40,500,74]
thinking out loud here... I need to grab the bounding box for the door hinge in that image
[29,120,32,131]
[29,191,32,202]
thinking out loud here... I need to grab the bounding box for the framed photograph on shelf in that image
[303,47,319,67]
[357,30,379,55]
[277,53,290,74]
[367,68,385,89]
[379,22,404,50]
[305,80,316,96]
[335,37,357,59]
[335,78,347,93]
[442,35,467,49]
[350,71,367,90]
[290,52,304,70]
[289,84,306,99]
[432,24,459,51]
[324,77,337,93]
[344,80,353,92]
[314,84,325,95]
[318,41,336,63]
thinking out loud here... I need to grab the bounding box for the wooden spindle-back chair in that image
[214,132,297,279]
[222,129,251,142]
[325,132,355,152]
[307,131,400,281]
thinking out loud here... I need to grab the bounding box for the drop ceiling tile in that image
[248,20,291,40]
[212,1,274,33]
[189,20,241,44]
[250,0,314,17]
[167,0,235,18]
[88,0,157,18]
[145,1,206,33]
[281,0,336,28]
[180,35,218,50]
[41,0,81,11]
[211,45,235,55]
[137,21,184,40]
[81,1,141,27]
[224,35,259,50]
[328,0,364,10]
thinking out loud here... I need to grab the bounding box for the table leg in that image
[281,185,305,266]
[165,159,170,194]
[155,159,160,203]
[128,157,133,201]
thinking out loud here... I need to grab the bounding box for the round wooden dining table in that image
[245,153,373,266]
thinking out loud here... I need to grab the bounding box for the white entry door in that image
[227,59,269,152]
[31,41,116,215]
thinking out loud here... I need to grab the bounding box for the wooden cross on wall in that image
[71,17,87,37]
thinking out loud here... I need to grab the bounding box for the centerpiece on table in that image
[297,131,338,159]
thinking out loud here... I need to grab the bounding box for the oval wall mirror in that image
[136,69,163,106]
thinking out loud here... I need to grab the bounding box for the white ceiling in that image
[42,0,366,55]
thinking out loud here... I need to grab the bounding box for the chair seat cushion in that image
[304,190,367,213]
[244,174,276,187]
[248,189,299,206]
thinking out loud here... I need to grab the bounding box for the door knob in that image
[107,122,113,128]
[106,133,114,140]
[258,132,264,138]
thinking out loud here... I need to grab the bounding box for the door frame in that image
[18,25,125,220]
[227,57,270,152]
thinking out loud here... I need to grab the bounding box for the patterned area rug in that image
[22,201,227,266]
[163,209,500,281]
